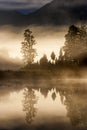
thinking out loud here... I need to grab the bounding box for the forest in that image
[21,24,87,70]
[0,24,87,80]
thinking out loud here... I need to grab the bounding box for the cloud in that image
[0,0,87,10]
[0,48,22,70]
[0,0,52,10]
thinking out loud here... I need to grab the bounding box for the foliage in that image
[20,24,87,70]
[40,54,48,66]
[21,29,37,65]
[61,25,87,64]
[51,51,56,63]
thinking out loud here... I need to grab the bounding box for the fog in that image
[0,25,66,69]
[0,80,87,130]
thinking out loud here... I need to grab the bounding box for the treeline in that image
[21,24,87,70]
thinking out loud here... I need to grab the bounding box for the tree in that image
[40,54,48,66]
[59,48,63,60]
[60,25,87,64]
[51,52,55,64]
[63,25,80,62]
[21,29,37,65]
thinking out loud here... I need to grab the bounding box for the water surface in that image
[0,80,87,130]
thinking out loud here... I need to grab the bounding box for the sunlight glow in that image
[0,26,65,62]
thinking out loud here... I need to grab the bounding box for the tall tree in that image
[59,48,63,61]
[60,25,87,64]
[21,29,37,65]
[51,52,55,64]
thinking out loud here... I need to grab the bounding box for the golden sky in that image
[0,25,66,62]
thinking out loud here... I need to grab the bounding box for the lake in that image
[0,80,87,130]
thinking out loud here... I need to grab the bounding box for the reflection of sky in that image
[35,89,66,119]
[0,88,67,129]
[0,82,87,130]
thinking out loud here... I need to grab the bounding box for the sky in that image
[0,25,65,61]
[0,0,52,10]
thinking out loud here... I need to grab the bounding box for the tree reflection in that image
[59,85,87,129]
[22,82,87,130]
[51,92,56,101]
[40,88,49,98]
[23,88,38,124]
[59,90,65,104]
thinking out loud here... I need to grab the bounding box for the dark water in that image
[0,80,87,130]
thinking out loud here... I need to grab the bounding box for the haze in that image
[0,25,66,69]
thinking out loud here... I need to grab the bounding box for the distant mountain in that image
[27,0,87,25]
[0,0,87,26]
[0,10,27,26]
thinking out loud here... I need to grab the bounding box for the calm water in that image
[0,80,87,130]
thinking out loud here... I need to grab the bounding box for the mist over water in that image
[0,80,87,130]
[0,0,87,130]
[0,23,87,130]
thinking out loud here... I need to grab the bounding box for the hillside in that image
[0,0,87,26]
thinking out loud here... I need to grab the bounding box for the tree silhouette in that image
[40,54,48,66]
[51,52,56,64]
[23,88,38,124]
[58,48,64,65]
[60,25,87,65]
[21,29,37,65]
[63,25,80,62]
